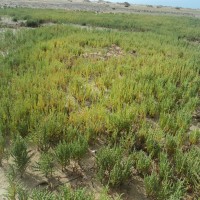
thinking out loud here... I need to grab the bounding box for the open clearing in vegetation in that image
[0,7,200,200]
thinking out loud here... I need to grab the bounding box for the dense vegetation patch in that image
[0,8,200,199]
[1,8,200,38]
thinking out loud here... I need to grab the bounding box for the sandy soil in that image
[0,0,200,18]
[0,167,8,200]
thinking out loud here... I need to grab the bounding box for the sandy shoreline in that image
[0,0,200,18]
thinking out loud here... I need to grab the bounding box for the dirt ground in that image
[0,0,200,18]
[0,167,8,200]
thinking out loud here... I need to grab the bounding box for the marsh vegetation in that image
[0,8,199,200]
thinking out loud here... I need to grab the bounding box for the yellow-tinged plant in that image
[0,12,199,199]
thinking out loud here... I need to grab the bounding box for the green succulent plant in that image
[10,135,32,177]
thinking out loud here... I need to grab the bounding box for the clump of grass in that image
[26,19,41,27]
[96,146,132,187]
[158,152,173,180]
[10,135,32,177]
[165,135,177,156]
[12,17,18,22]
[54,134,88,171]
[0,131,5,167]
[146,137,161,158]
[58,186,94,200]
[55,140,71,171]
[34,152,55,178]
[144,172,160,198]
[189,130,200,145]
[31,189,55,199]
[133,151,152,176]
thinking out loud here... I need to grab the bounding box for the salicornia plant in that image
[55,140,70,171]
[10,135,32,177]
[34,153,55,178]
[0,131,5,167]
[96,146,132,187]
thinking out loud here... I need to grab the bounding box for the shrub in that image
[58,186,94,200]
[81,22,87,26]
[31,189,55,200]
[54,135,88,172]
[69,135,88,166]
[124,2,130,7]
[134,131,146,151]
[15,185,29,200]
[10,135,32,177]
[174,148,200,195]
[144,172,160,198]
[146,137,161,158]
[159,179,185,200]
[34,153,55,178]
[32,112,67,152]
[55,140,71,171]
[96,146,132,187]
[158,178,173,199]
[189,130,200,145]
[26,186,94,200]
[6,164,29,200]
[146,5,153,7]
[22,15,31,20]
[109,157,132,187]
[134,151,151,175]
[96,147,122,182]
[73,188,93,200]
[185,147,200,193]
[174,149,187,176]
[158,152,173,180]
[165,135,177,156]
[12,17,18,22]
[168,180,185,200]
[6,165,18,200]
[34,127,51,152]
[0,131,5,167]
[26,19,40,28]
[99,186,123,200]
